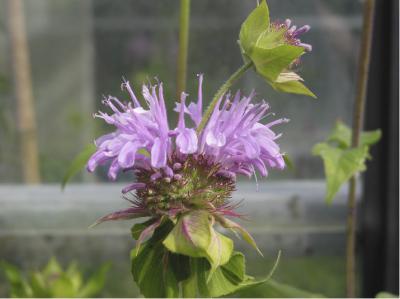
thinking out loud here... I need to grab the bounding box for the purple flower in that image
[271,19,312,52]
[88,75,288,224]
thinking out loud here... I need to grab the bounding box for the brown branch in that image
[346,0,375,297]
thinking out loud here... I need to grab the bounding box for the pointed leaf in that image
[78,263,110,297]
[236,278,325,298]
[216,215,263,256]
[163,211,233,271]
[239,0,270,54]
[43,257,62,277]
[136,217,164,252]
[195,250,281,297]
[0,261,33,297]
[250,45,304,82]
[312,143,369,203]
[328,120,381,148]
[271,79,317,98]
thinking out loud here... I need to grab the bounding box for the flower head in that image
[88,75,287,225]
[270,19,312,52]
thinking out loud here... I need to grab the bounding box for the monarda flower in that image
[87,75,287,271]
[238,0,315,98]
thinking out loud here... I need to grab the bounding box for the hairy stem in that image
[176,0,191,99]
[346,0,375,297]
[197,61,253,133]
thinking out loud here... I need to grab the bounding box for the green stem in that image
[176,0,191,99]
[196,61,253,134]
[346,0,375,297]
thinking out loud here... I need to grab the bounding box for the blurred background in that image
[0,0,398,297]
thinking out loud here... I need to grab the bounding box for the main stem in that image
[196,61,253,133]
[346,0,375,297]
[176,0,190,99]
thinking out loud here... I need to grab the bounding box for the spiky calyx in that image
[133,154,236,216]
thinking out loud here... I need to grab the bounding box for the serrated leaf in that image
[312,143,369,203]
[328,120,382,149]
[239,0,270,54]
[162,211,233,272]
[78,263,110,298]
[271,79,317,98]
[250,45,304,82]
[61,143,96,190]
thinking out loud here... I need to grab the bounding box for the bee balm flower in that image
[88,75,287,226]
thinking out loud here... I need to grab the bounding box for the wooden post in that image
[6,0,41,183]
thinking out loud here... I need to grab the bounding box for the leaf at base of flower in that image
[194,250,281,298]
[131,241,179,298]
[250,45,304,82]
[271,80,317,98]
[162,210,233,272]
[215,215,263,256]
[239,0,270,54]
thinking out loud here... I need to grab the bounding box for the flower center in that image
[133,153,235,215]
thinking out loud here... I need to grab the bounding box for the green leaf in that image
[43,257,62,277]
[65,262,83,292]
[29,272,49,297]
[169,253,191,282]
[0,261,33,297]
[78,263,110,297]
[215,215,262,256]
[131,219,155,240]
[236,278,325,298]
[271,79,317,98]
[283,154,295,170]
[328,121,382,149]
[61,143,96,190]
[131,241,179,298]
[162,211,233,272]
[50,275,76,298]
[239,0,270,54]
[250,45,304,82]
[312,143,369,203]
[375,291,399,298]
[195,250,281,298]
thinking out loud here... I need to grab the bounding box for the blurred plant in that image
[0,258,110,298]
[313,120,381,203]
[314,0,379,297]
